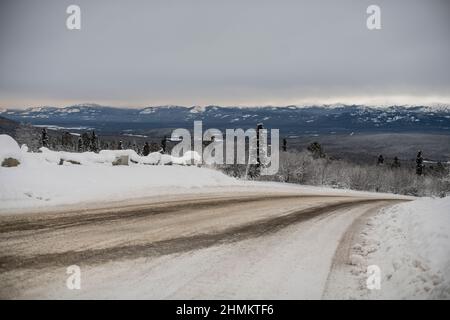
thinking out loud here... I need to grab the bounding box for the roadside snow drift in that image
[346,197,450,299]
[0,135,239,211]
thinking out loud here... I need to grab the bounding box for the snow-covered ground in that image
[2,134,449,299]
[0,134,240,211]
[0,134,405,213]
[334,197,450,299]
[1,196,393,299]
[0,163,243,211]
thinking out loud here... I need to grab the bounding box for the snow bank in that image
[0,135,238,211]
[0,134,22,164]
[0,162,240,211]
[0,135,407,213]
[351,197,450,299]
[39,147,201,166]
[1,134,202,167]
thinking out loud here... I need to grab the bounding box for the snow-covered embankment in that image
[0,135,240,211]
[348,197,450,299]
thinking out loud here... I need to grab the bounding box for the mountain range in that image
[1,104,450,136]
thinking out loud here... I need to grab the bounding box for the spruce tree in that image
[307,142,325,159]
[377,154,384,165]
[282,138,287,152]
[143,142,150,156]
[41,128,49,148]
[81,132,90,151]
[161,136,167,153]
[416,151,424,175]
[90,131,98,152]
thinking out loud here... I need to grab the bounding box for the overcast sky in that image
[0,0,449,108]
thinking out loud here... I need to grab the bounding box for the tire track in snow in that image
[0,194,340,233]
[322,200,406,299]
[0,198,398,272]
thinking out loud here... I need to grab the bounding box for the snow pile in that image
[0,134,22,164]
[351,197,450,299]
[2,133,203,167]
[39,147,202,166]
[0,164,239,211]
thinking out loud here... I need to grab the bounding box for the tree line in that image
[40,128,168,155]
[219,140,450,197]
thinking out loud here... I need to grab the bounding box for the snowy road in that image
[0,191,407,299]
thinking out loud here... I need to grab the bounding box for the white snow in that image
[139,107,156,114]
[0,135,237,211]
[0,134,22,164]
[190,105,206,113]
[67,108,80,113]
[12,198,383,299]
[34,125,94,131]
[1,134,413,213]
[0,160,239,211]
[122,133,148,138]
[35,145,202,167]
[0,134,410,214]
[346,197,450,299]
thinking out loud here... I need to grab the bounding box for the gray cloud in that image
[0,0,449,108]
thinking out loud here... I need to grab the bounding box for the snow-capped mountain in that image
[1,104,449,135]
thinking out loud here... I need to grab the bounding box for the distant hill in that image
[1,104,449,136]
[0,116,44,150]
[0,115,20,136]
[1,110,449,162]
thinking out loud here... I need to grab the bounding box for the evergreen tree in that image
[81,132,90,151]
[161,136,167,153]
[282,138,287,152]
[118,140,123,150]
[41,128,49,148]
[61,131,72,151]
[90,131,98,152]
[377,154,384,165]
[150,142,160,152]
[143,142,150,156]
[416,150,424,175]
[13,124,40,151]
[77,137,83,152]
[307,142,325,159]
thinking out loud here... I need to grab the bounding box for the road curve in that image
[0,191,408,299]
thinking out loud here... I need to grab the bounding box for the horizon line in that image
[2,101,450,111]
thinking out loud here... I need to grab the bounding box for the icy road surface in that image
[0,189,408,299]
